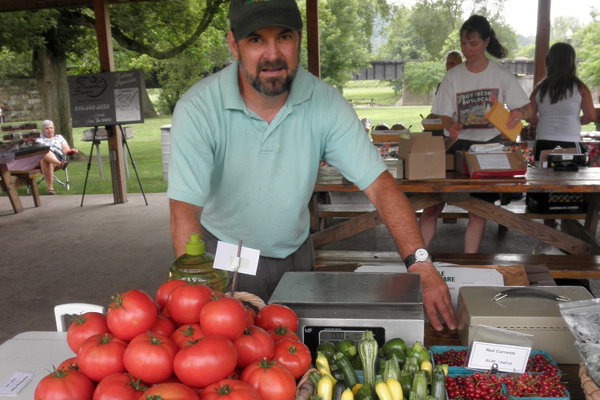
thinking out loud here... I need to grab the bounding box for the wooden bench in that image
[0,169,42,207]
[317,203,587,221]
[314,250,600,280]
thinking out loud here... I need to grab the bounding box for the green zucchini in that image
[333,351,360,389]
[431,364,446,400]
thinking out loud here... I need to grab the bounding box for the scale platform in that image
[269,272,424,350]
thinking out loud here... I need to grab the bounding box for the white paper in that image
[0,371,35,396]
[476,153,511,170]
[213,241,260,276]
[437,267,504,309]
[468,341,531,373]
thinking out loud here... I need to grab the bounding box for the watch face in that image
[415,248,429,262]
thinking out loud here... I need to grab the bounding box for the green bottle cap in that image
[185,233,205,256]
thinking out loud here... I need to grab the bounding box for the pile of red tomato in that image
[34,281,311,400]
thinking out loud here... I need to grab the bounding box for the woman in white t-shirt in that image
[419,15,531,253]
[36,120,78,194]
[528,42,596,161]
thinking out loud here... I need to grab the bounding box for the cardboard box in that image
[397,132,446,180]
[464,151,527,178]
[421,118,443,131]
[384,158,404,179]
[454,150,469,174]
[457,286,595,364]
[445,154,454,170]
[371,129,409,144]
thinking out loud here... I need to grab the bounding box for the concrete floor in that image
[1,192,598,345]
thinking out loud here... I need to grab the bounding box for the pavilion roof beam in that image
[0,0,155,13]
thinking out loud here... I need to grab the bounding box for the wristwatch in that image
[404,248,430,268]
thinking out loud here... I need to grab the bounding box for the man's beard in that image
[239,54,298,97]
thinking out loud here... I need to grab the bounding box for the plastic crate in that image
[526,192,586,214]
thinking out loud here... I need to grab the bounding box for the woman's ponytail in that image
[486,29,508,59]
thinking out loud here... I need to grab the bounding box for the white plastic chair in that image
[54,303,105,332]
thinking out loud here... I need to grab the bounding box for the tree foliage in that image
[575,8,600,87]
[298,0,389,90]
[377,0,518,61]
[403,61,445,98]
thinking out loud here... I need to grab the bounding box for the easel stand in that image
[81,125,148,206]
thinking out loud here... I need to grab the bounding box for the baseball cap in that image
[229,0,303,40]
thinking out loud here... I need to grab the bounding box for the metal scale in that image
[268,272,424,349]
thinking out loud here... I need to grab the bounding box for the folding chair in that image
[37,150,74,190]
[54,303,105,332]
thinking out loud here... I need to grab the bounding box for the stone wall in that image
[0,78,43,123]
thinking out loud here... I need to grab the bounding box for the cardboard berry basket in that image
[579,362,600,400]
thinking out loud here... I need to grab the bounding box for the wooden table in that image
[312,167,600,257]
[0,144,49,213]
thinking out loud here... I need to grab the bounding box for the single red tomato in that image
[57,356,78,372]
[199,378,261,400]
[233,326,275,369]
[123,331,178,384]
[93,372,147,400]
[255,304,298,332]
[241,358,296,400]
[171,324,205,349]
[66,312,110,354]
[273,339,311,379]
[200,296,246,341]
[106,289,158,341]
[156,279,187,310]
[34,367,94,400]
[78,333,128,382]
[267,325,300,343]
[151,314,177,337]
[173,335,237,388]
[140,382,199,400]
[167,283,213,325]
[244,306,257,327]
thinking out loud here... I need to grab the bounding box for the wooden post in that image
[533,0,551,86]
[92,0,127,203]
[306,0,320,78]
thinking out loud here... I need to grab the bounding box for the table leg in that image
[311,192,444,249]
[0,163,24,213]
[448,194,592,256]
[95,143,103,180]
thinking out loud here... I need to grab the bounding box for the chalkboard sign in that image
[68,70,144,128]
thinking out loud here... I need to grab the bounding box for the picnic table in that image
[311,167,600,278]
[0,144,49,213]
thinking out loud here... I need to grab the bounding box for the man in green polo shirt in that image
[167,0,456,331]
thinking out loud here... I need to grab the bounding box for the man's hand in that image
[409,261,456,331]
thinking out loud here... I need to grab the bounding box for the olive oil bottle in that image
[168,233,229,292]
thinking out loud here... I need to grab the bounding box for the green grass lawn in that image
[4,85,596,198]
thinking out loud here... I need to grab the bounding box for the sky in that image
[392,0,598,37]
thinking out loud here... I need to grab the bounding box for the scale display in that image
[303,326,386,352]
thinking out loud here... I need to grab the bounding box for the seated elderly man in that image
[35,120,77,194]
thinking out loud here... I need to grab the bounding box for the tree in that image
[298,0,389,90]
[0,0,228,145]
[575,9,600,87]
[403,61,445,103]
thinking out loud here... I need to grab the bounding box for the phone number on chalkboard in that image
[74,104,110,112]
